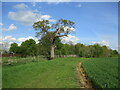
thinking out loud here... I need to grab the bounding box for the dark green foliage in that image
[20,39,36,56]
[9,43,19,54]
[55,43,119,58]
[9,39,37,57]
[9,40,119,58]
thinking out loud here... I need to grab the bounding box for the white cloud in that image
[1,36,38,43]
[8,10,41,25]
[91,40,109,46]
[2,35,79,46]
[0,23,3,26]
[8,9,54,25]
[61,35,80,44]
[1,36,39,48]
[8,3,56,26]
[76,4,82,7]
[8,24,17,30]
[17,38,27,42]
[47,0,71,4]
[41,15,51,20]
[49,19,56,22]
[2,24,17,31]
[13,3,28,9]
[17,36,39,46]
[2,36,16,41]
[63,26,75,32]
[17,36,34,42]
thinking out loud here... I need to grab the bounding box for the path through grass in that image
[3,57,118,88]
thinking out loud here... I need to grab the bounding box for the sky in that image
[0,1,119,51]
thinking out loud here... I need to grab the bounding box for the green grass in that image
[3,57,81,88]
[2,57,118,88]
[81,58,118,88]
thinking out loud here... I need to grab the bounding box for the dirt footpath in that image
[77,62,94,89]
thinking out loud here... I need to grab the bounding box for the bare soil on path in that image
[77,62,94,89]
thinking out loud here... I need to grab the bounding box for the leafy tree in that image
[111,49,119,57]
[75,43,85,57]
[35,43,43,56]
[20,39,36,57]
[33,19,75,59]
[9,43,19,54]
[92,44,103,57]
[61,44,70,55]
[101,46,111,57]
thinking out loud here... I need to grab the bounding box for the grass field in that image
[2,57,118,88]
[82,58,118,88]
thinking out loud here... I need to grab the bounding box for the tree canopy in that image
[33,19,75,59]
[9,39,119,58]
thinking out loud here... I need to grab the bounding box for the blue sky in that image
[1,2,118,50]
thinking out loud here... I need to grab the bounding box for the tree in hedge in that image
[101,45,111,57]
[111,49,119,57]
[61,44,70,55]
[75,43,85,57]
[35,43,43,56]
[20,39,36,57]
[9,43,19,54]
[92,44,103,57]
[33,19,75,59]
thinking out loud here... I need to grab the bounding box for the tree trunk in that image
[50,45,55,59]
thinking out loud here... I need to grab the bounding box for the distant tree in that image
[75,43,85,57]
[61,44,73,55]
[92,44,103,57]
[112,50,119,55]
[33,19,75,59]
[9,43,19,54]
[87,45,96,57]
[69,44,76,55]
[20,39,36,57]
[111,50,119,57]
[101,45,111,57]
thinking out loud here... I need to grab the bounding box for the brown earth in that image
[77,62,94,89]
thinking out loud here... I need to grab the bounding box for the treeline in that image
[8,39,119,58]
[58,43,119,58]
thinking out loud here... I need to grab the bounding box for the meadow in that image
[2,57,118,88]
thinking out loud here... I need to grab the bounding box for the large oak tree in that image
[33,19,75,59]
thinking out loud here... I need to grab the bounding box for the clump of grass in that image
[2,56,47,66]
